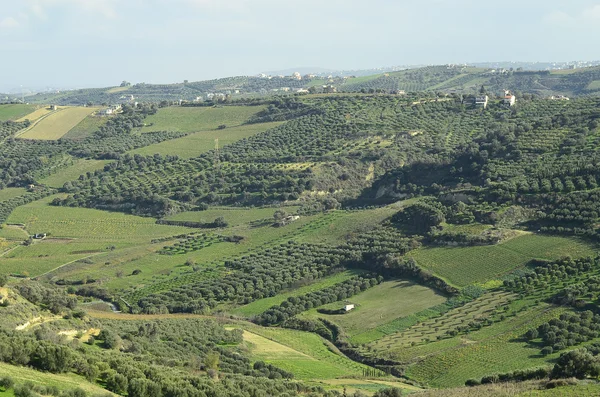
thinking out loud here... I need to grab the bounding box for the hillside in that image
[5,65,599,107]
[1,90,600,395]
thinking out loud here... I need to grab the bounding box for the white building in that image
[475,95,489,108]
[503,90,516,106]
[344,304,355,312]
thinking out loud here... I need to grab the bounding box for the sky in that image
[1,0,599,91]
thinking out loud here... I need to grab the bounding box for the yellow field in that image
[106,86,130,93]
[15,106,54,122]
[18,107,99,140]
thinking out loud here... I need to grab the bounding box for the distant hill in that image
[338,65,600,97]
[13,64,600,105]
[261,67,335,76]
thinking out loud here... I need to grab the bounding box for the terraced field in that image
[409,234,596,287]
[404,304,566,388]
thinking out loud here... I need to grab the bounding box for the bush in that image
[0,376,14,389]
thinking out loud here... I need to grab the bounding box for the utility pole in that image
[214,138,221,181]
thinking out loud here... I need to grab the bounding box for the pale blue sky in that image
[1,0,599,91]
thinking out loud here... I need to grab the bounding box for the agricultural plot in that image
[106,86,130,93]
[61,113,109,139]
[367,291,515,352]
[404,304,566,388]
[164,206,298,227]
[409,234,596,287]
[1,195,201,277]
[6,196,193,243]
[0,225,29,241]
[138,105,266,133]
[18,107,99,140]
[0,104,37,121]
[15,107,54,123]
[586,80,600,90]
[130,121,283,158]
[158,233,225,255]
[416,380,600,397]
[0,188,28,202]
[238,325,376,380]
[50,212,319,293]
[38,159,112,188]
[300,280,446,344]
[231,270,365,317]
[295,204,402,245]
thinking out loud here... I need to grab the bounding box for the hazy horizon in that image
[2,0,600,92]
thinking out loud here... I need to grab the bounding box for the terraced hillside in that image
[2,92,600,396]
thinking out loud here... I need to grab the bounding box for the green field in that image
[0,104,37,121]
[7,196,192,242]
[296,204,403,245]
[404,304,565,388]
[587,80,600,90]
[130,121,282,158]
[0,196,195,277]
[238,324,376,380]
[38,159,112,188]
[0,188,28,202]
[138,105,266,133]
[231,270,365,317]
[409,234,597,287]
[301,280,446,343]
[0,225,29,241]
[43,209,319,292]
[18,107,99,140]
[61,113,109,139]
[0,362,114,395]
[369,291,515,350]
[165,206,298,228]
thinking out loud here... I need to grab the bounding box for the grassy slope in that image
[15,107,53,123]
[231,270,365,317]
[296,206,400,246]
[0,363,113,395]
[409,234,597,287]
[399,304,566,388]
[138,105,265,133]
[131,121,283,158]
[61,114,109,140]
[48,211,320,292]
[0,104,37,121]
[2,195,195,276]
[165,206,299,228]
[301,280,446,343]
[238,325,374,380]
[19,107,99,140]
[38,159,112,188]
[0,188,28,202]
